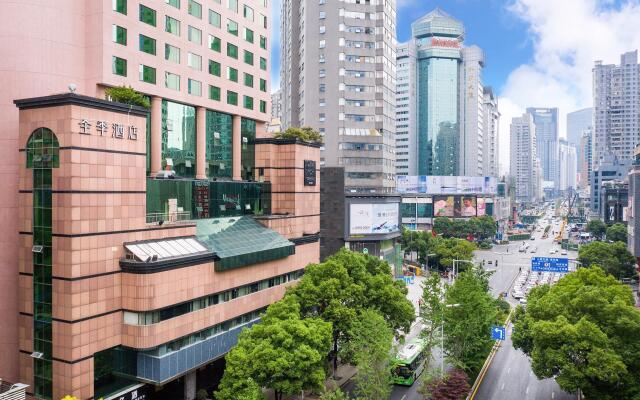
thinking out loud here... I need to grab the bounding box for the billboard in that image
[397,176,497,195]
[349,203,399,235]
[433,196,455,217]
[477,197,486,216]
[457,196,477,217]
[531,257,569,273]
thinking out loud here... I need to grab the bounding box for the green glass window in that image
[188,25,202,44]
[227,19,238,36]
[260,57,267,70]
[241,118,256,180]
[209,10,221,28]
[208,35,221,52]
[166,15,181,36]
[112,56,127,76]
[259,78,266,92]
[228,0,238,12]
[139,65,156,83]
[209,60,221,76]
[162,100,196,177]
[243,5,254,21]
[244,73,253,87]
[165,44,180,63]
[227,43,238,59]
[227,90,238,106]
[113,0,127,14]
[165,72,180,90]
[139,34,156,55]
[188,0,202,18]
[112,25,127,45]
[166,0,180,8]
[243,50,254,65]
[209,85,221,101]
[244,28,254,43]
[260,100,267,113]
[188,79,202,96]
[227,67,238,82]
[139,4,156,26]
[243,95,253,110]
[206,110,233,178]
[260,35,267,50]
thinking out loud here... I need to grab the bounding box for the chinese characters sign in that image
[78,119,138,140]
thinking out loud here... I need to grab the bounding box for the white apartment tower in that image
[482,87,500,177]
[459,45,486,176]
[281,0,398,192]
[559,139,577,192]
[395,42,417,175]
[593,50,640,168]
[510,113,539,202]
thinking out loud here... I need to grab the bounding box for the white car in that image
[549,249,558,254]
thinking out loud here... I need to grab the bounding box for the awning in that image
[121,237,217,273]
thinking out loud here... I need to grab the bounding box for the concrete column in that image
[232,114,242,181]
[150,96,163,175]
[196,107,207,179]
[184,370,196,400]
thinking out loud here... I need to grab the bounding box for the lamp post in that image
[452,259,475,283]
[441,303,460,377]
[425,253,436,275]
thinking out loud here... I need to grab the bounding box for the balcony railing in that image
[146,211,192,225]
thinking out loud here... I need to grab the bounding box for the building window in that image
[139,4,156,26]
[208,35,221,52]
[259,13,267,28]
[243,95,253,110]
[188,79,202,96]
[165,43,180,63]
[319,11,326,19]
[228,0,238,12]
[260,57,267,70]
[243,50,254,65]
[188,0,202,18]
[244,73,253,87]
[259,35,267,50]
[139,65,156,83]
[244,27,254,43]
[165,16,181,36]
[209,9,221,28]
[259,78,266,92]
[188,25,202,44]
[243,4,254,21]
[227,66,238,82]
[112,56,127,76]
[227,19,238,36]
[139,34,156,55]
[166,0,180,8]
[209,85,221,101]
[260,100,267,113]
[187,52,202,70]
[208,60,221,76]
[112,25,127,45]
[227,43,238,59]
[227,90,238,105]
[165,72,180,90]
[113,0,127,14]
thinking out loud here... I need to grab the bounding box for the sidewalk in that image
[263,363,358,400]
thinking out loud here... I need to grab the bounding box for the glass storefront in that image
[206,110,233,178]
[162,100,196,177]
[241,118,256,181]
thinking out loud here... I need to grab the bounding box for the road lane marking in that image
[507,367,511,375]
[501,383,505,391]
[526,386,530,394]
[552,392,555,399]
[401,395,406,400]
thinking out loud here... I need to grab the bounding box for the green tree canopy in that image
[433,216,496,240]
[215,296,332,400]
[274,126,323,143]
[606,223,627,243]
[586,219,606,239]
[578,241,636,279]
[512,267,640,399]
[419,272,446,352]
[105,86,150,108]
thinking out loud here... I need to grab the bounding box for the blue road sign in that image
[531,257,569,273]
[491,326,506,341]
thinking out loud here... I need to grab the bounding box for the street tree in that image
[215,296,332,400]
[344,309,394,400]
[606,223,627,243]
[419,273,445,352]
[431,237,477,271]
[586,219,606,239]
[578,241,636,279]
[512,267,640,399]
[318,389,348,400]
[420,369,471,400]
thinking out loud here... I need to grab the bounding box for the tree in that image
[586,219,606,239]
[274,126,323,143]
[319,389,348,400]
[419,273,445,352]
[288,249,415,373]
[512,267,640,399]
[420,369,471,400]
[578,241,636,279]
[431,237,477,271]
[344,310,394,400]
[104,86,150,108]
[215,296,332,400]
[443,270,499,375]
[606,223,627,243]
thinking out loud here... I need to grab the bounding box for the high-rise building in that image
[395,42,417,176]
[510,113,539,203]
[526,107,559,191]
[559,139,577,193]
[280,0,397,192]
[590,155,632,212]
[578,127,593,190]
[482,87,500,177]
[593,50,640,168]
[567,107,592,183]
[459,45,486,176]
[271,88,282,122]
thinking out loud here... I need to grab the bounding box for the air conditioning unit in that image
[30,352,44,359]
[31,245,44,253]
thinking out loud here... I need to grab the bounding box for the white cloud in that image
[498,0,640,174]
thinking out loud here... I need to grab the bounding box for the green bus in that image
[392,338,428,385]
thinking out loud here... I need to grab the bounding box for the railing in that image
[146,211,192,225]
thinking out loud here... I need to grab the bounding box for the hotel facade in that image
[1,1,320,399]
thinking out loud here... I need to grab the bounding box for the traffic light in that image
[495,260,499,267]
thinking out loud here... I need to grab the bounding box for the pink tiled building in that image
[2,1,320,399]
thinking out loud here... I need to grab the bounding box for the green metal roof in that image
[196,216,295,271]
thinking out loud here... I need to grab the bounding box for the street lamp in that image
[425,253,436,275]
[441,303,461,377]
[452,259,475,283]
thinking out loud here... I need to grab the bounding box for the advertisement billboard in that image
[433,196,455,217]
[349,203,400,235]
[457,196,477,217]
[396,176,498,195]
[477,198,486,216]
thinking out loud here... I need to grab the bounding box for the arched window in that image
[26,127,59,169]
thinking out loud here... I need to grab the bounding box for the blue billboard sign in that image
[531,257,569,273]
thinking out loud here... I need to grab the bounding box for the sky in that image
[269,0,640,174]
